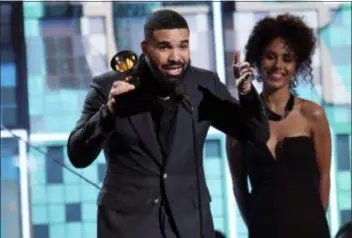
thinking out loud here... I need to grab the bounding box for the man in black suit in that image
[67,9,268,238]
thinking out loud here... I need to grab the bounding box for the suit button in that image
[163,173,167,179]
[153,198,160,204]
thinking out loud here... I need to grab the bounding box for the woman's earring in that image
[290,78,298,88]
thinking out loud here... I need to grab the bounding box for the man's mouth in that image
[163,65,183,76]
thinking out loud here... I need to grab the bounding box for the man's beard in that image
[145,55,190,95]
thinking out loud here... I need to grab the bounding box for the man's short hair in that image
[144,9,189,41]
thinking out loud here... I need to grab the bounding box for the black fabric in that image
[150,97,179,237]
[260,93,294,121]
[159,191,180,237]
[242,137,330,238]
[67,54,269,238]
[150,98,178,159]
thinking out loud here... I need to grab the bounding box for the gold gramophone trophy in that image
[110,50,140,88]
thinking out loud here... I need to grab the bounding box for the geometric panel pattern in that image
[25,14,108,133]
[28,139,105,238]
[321,7,351,125]
[203,134,229,236]
[1,3,18,127]
[23,2,109,237]
[324,7,351,92]
[320,4,351,232]
[1,137,22,238]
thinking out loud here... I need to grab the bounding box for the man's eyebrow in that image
[156,40,189,46]
[157,41,171,45]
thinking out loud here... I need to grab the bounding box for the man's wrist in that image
[238,80,252,95]
[239,87,252,95]
[101,104,113,118]
[239,85,256,102]
[100,104,115,133]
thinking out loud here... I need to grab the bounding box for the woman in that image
[226,14,331,238]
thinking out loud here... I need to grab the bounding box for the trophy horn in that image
[110,50,138,73]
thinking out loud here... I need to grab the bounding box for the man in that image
[67,9,268,238]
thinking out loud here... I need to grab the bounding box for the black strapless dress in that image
[242,136,330,238]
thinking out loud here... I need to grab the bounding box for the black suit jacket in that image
[67,59,269,237]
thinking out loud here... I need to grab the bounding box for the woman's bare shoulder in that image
[297,98,326,122]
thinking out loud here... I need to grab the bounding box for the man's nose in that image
[168,49,180,62]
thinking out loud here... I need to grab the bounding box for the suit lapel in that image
[128,105,163,167]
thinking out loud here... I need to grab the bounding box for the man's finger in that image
[235,72,253,87]
[128,84,136,90]
[116,81,132,88]
[112,81,119,88]
[112,78,132,89]
[111,83,135,96]
[234,62,250,70]
[234,62,250,79]
[240,66,254,75]
[110,88,121,97]
[125,76,133,82]
[234,50,241,64]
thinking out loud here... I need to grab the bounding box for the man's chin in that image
[165,74,182,80]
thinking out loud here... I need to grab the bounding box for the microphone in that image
[174,85,186,101]
[174,85,193,113]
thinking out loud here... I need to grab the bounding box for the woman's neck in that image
[262,86,291,111]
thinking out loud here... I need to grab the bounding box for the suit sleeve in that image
[206,73,269,144]
[67,77,114,168]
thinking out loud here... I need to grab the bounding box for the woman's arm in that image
[305,101,332,212]
[226,136,251,226]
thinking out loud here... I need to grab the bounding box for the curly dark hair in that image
[245,13,317,94]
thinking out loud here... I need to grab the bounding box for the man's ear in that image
[141,40,148,55]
